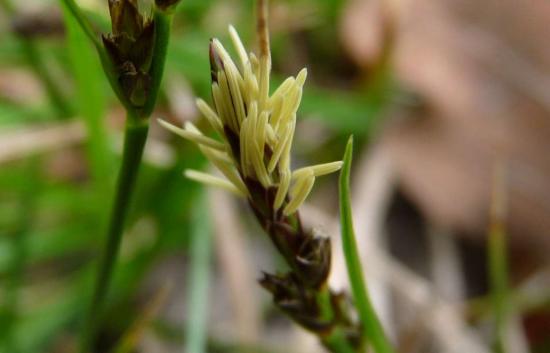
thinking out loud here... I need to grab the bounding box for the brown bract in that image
[154,0,181,12]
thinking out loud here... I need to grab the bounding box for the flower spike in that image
[162,25,342,214]
[160,3,366,350]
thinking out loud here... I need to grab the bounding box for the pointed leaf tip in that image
[341,135,354,181]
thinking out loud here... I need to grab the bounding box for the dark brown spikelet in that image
[260,272,333,332]
[103,0,155,108]
[260,272,363,351]
[108,0,142,37]
[243,170,362,349]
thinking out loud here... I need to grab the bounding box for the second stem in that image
[79,115,149,353]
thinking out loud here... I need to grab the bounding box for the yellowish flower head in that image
[160,26,342,215]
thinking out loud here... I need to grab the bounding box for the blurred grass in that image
[488,165,511,353]
[0,160,39,353]
[62,1,112,198]
[0,0,73,119]
[184,190,212,353]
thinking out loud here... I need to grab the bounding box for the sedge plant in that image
[59,0,181,351]
[160,1,394,351]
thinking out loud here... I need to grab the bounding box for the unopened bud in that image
[103,0,155,108]
[108,0,142,37]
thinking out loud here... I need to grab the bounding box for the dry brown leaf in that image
[342,0,550,262]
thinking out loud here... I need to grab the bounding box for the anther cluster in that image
[160,25,342,216]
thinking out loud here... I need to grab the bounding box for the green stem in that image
[142,11,172,118]
[316,287,357,353]
[489,214,509,353]
[339,137,395,353]
[78,117,149,353]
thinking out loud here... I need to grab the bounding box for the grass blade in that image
[338,137,395,353]
[61,2,112,196]
[488,163,510,353]
[58,0,102,49]
[184,190,212,353]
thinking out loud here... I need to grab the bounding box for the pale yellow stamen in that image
[228,25,249,71]
[217,71,239,132]
[184,169,246,197]
[258,55,270,112]
[247,110,270,187]
[212,83,232,130]
[224,64,246,126]
[274,168,291,210]
[268,122,291,172]
[243,63,259,106]
[211,39,234,68]
[284,172,315,215]
[251,145,270,187]
[250,53,260,79]
[266,124,277,144]
[269,95,285,131]
[269,77,295,108]
[159,26,342,216]
[256,112,268,157]
[241,102,258,177]
[158,119,225,151]
[292,161,344,179]
[239,116,251,177]
[278,86,302,131]
[200,146,248,196]
[196,98,224,133]
[278,116,296,172]
[296,68,308,86]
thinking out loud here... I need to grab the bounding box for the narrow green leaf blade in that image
[488,164,511,353]
[339,137,395,353]
[61,1,112,196]
[184,190,212,353]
